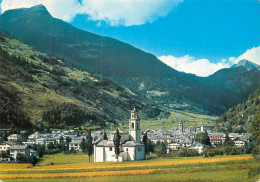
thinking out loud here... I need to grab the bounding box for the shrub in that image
[146,154,157,160]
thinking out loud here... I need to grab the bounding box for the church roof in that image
[122,141,144,147]
[96,140,114,147]
[111,130,128,134]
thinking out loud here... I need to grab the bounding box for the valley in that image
[0,5,259,116]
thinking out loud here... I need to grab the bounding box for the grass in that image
[0,153,258,182]
[39,153,93,166]
[8,170,260,182]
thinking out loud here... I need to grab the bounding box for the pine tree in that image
[223,133,233,146]
[65,136,71,151]
[86,130,93,162]
[204,130,211,146]
[103,131,108,140]
[142,132,148,154]
[113,129,121,162]
[80,137,86,153]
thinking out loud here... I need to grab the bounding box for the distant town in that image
[0,108,250,163]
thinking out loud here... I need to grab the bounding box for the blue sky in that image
[1,0,259,76]
[71,0,260,61]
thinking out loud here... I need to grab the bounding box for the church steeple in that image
[201,121,204,132]
[129,107,141,143]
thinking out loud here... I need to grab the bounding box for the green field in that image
[0,153,259,182]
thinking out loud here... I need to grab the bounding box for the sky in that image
[0,0,260,76]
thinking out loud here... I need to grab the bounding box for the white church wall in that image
[104,146,116,162]
[122,146,135,161]
[94,146,104,162]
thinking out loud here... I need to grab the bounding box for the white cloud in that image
[158,46,260,77]
[234,46,260,65]
[0,0,83,22]
[0,0,183,26]
[158,55,231,77]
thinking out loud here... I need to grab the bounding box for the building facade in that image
[94,108,145,162]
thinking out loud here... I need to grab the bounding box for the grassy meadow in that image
[0,153,259,182]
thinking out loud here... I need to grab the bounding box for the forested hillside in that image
[0,34,159,130]
[214,88,260,133]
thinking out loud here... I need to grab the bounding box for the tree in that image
[142,132,148,154]
[65,136,71,151]
[223,133,233,146]
[0,150,8,158]
[251,112,260,156]
[59,136,66,151]
[113,129,121,162]
[16,153,24,163]
[204,131,211,146]
[37,144,45,158]
[146,138,155,154]
[29,156,38,166]
[103,131,108,140]
[154,142,167,157]
[2,131,8,141]
[86,130,93,162]
[47,142,55,150]
[80,137,87,153]
[195,131,211,146]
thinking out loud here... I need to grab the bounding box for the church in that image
[94,108,145,162]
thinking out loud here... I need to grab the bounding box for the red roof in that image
[210,137,222,140]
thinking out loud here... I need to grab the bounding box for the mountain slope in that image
[0,5,259,115]
[0,5,181,79]
[214,88,260,133]
[0,33,160,129]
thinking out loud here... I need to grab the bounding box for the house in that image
[210,137,222,146]
[7,134,19,142]
[69,137,85,151]
[187,143,204,154]
[234,140,245,147]
[94,108,145,162]
[167,143,181,151]
[0,142,13,152]
[35,138,55,147]
[10,145,30,160]
[181,140,193,148]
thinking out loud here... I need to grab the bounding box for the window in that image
[109,147,112,151]
[132,123,134,129]
[138,148,142,152]
[126,148,128,151]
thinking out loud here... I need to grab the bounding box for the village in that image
[0,108,250,163]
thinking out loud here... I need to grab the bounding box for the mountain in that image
[0,33,160,130]
[231,59,259,71]
[214,88,260,156]
[0,5,259,115]
[214,88,259,133]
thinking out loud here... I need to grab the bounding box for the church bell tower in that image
[129,108,141,143]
